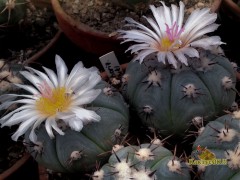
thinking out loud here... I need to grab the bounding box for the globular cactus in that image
[122,50,236,136]
[20,57,129,173]
[191,113,240,179]
[0,0,29,25]
[117,1,237,136]
[91,142,191,179]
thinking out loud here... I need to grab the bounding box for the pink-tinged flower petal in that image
[55,55,68,87]
[182,47,199,58]
[13,83,39,95]
[186,24,220,43]
[42,66,58,88]
[171,4,178,25]
[71,107,101,124]
[11,117,37,141]
[190,36,224,49]
[119,1,222,67]
[124,17,160,41]
[160,1,172,26]
[65,61,83,87]
[72,89,101,106]
[68,118,83,131]
[173,50,188,65]
[25,67,54,89]
[133,49,157,63]
[149,5,165,36]
[177,1,185,28]
[45,117,55,139]
[29,119,45,142]
[166,51,177,68]
[157,51,166,64]
[2,109,38,127]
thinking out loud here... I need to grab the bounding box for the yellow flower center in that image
[157,22,184,51]
[160,37,173,50]
[36,87,72,117]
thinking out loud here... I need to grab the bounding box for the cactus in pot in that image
[91,141,191,179]
[191,113,240,179]
[0,55,129,173]
[118,1,236,136]
[0,0,29,25]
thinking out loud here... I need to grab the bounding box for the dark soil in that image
[0,1,58,65]
[60,0,213,34]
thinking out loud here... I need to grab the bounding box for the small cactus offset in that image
[0,59,23,94]
[118,1,237,136]
[91,142,191,179]
[0,0,29,25]
[191,113,240,179]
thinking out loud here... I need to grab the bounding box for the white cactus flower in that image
[118,1,224,68]
[0,55,102,142]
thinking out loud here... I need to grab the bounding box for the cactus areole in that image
[123,51,236,136]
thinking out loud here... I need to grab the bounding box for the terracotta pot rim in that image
[0,153,31,179]
[222,0,240,20]
[211,0,223,12]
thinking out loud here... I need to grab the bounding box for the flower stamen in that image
[36,86,72,117]
[161,22,184,51]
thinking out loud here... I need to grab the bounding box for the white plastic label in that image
[99,51,122,78]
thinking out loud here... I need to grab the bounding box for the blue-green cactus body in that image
[99,143,191,179]
[123,51,236,135]
[25,81,129,173]
[192,114,240,179]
